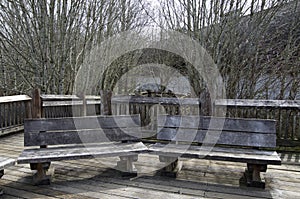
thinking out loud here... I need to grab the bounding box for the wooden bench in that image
[0,157,16,195]
[17,114,148,185]
[149,115,281,188]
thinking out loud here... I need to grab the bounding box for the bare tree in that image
[0,0,150,95]
[157,0,299,100]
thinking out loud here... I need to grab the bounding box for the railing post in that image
[31,88,42,119]
[25,100,32,119]
[100,90,112,115]
[81,94,87,116]
[30,88,51,184]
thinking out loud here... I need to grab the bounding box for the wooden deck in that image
[0,132,300,199]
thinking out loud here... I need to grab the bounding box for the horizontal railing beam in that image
[42,100,101,107]
[112,96,200,105]
[40,94,101,101]
[0,95,31,103]
[215,99,300,109]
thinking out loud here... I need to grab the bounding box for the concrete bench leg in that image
[30,162,51,185]
[240,163,267,189]
[117,155,138,177]
[157,156,182,177]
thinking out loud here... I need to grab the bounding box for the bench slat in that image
[25,115,140,132]
[18,142,148,164]
[24,115,141,146]
[24,127,143,146]
[158,115,276,134]
[0,157,16,169]
[157,115,276,148]
[157,128,276,148]
[149,143,281,165]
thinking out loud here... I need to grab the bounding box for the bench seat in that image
[18,114,147,184]
[149,115,281,188]
[0,157,16,195]
[149,143,281,165]
[18,142,148,164]
[0,157,15,169]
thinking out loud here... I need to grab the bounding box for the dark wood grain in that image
[24,115,141,146]
[25,115,141,132]
[24,127,143,146]
[157,128,276,148]
[100,90,112,115]
[149,144,281,165]
[18,142,148,164]
[156,115,277,148]
[152,113,281,183]
[157,115,276,133]
[31,89,42,119]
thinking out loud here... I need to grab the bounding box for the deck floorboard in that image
[0,132,299,198]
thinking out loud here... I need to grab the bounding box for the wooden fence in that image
[214,99,300,147]
[111,96,200,130]
[41,95,101,117]
[1,93,300,147]
[0,95,31,136]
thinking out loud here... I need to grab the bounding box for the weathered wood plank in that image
[112,96,200,105]
[48,161,205,199]
[149,144,281,165]
[24,128,144,146]
[42,100,101,107]
[157,115,276,134]
[31,89,42,119]
[1,172,91,199]
[3,132,299,199]
[137,177,271,199]
[5,164,129,199]
[40,94,101,100]
[24,114,142,146]
[215,99,300,108]
[0,157,15,169]
[50,183,131,199]
[0,95,31,104]
[0,183,58,199]
[0,194,20,199]
[53,173,199,199]
[25,115,140,132]
[17,142,148,164]
[157,128,276,148]
[100,90,112,115]
[57,159,271,199]
[156,115,277,148]
[0,125,24,137]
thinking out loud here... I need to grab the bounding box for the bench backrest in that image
[157,115,276,148]
[24,115,141,147]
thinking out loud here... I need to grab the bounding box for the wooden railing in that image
[41,95,101,118]
[1,93,300,147]
[0,95,31,136]
[214,99,300,147]
[40,95,200,129]
[111,96,200,129]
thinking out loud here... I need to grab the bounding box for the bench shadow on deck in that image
[0,132,300,199]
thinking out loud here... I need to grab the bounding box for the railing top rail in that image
[42,100,101,107]
[0,95,31,103]
[215,99,300,108]
[40,95,101,101]
[112,96,201,105]
[41,95,101,107]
